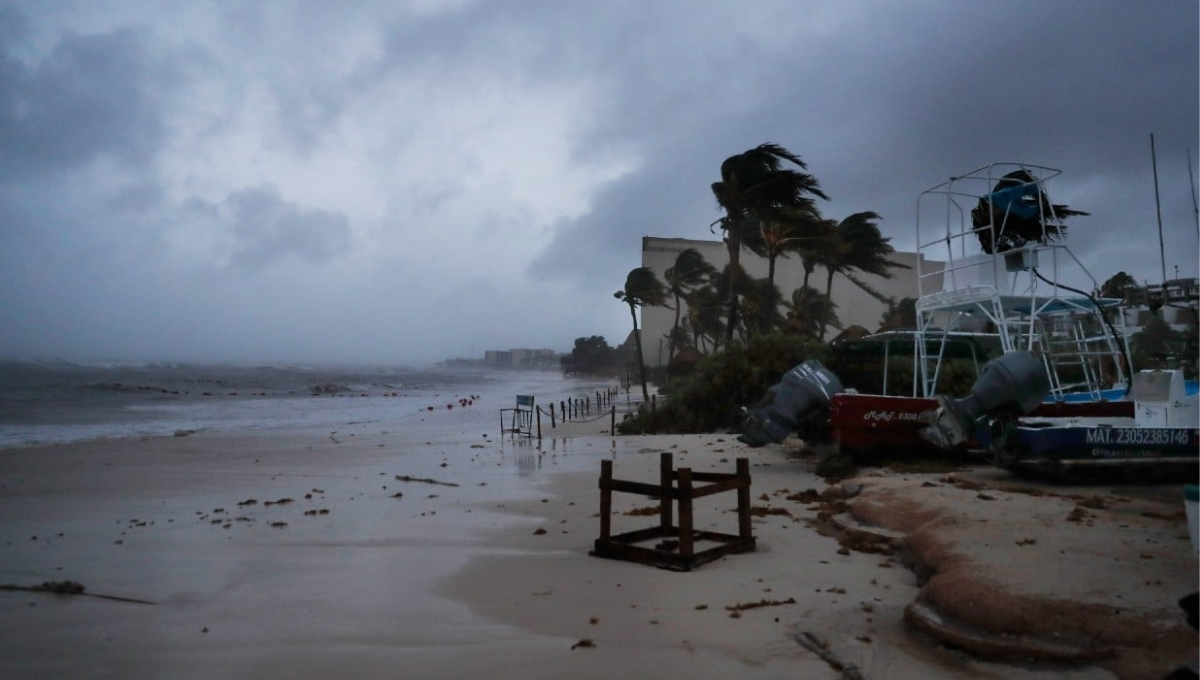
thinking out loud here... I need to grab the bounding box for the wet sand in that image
[0,406,1194,679]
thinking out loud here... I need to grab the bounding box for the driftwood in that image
[394,474,459,487]
[1,581,155,605]
[793,631,864,680]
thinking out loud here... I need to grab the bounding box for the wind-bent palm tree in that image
[663,248,717,364]
[784,285,840,339]
[739,276,786,336]
[615,267,667,402]
[712,143,829,342]
[685,284,726,354]
[745,207,837,333]
[815,212,910,341]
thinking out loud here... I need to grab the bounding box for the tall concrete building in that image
[639,236,942,367]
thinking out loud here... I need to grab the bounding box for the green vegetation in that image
[602,141,1197,442]
[618,333,824,434]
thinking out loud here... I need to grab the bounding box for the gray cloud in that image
[220,186,353,270]
[0,0,1195,365]
[0,24,178,180]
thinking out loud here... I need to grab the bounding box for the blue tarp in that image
[986,183,1039,219]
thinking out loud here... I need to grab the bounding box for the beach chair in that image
[501,395,535,436]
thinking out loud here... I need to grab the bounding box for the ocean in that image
[0,360,618,449]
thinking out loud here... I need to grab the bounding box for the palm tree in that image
[815,212,910,341]
[738,276,786,336]
[796,217,841,291]
[1099,271,1138,303]
[784,285,840,339]
[711,143,829,342]
[615,267,667,402]
[745,207,838,332]
[685,284,726,354]
[663,248,716,364]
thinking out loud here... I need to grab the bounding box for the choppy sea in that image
[0,360,614,450]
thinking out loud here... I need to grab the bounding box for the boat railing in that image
[916,162,1065,299]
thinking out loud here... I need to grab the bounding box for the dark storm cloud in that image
[0,1,1195,364]
[0,23,177,180]
[529,1,1198,285]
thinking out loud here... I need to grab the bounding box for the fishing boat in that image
[977,366,1198,480]
[741,162,1196,479]
[826,163,1139,457]
[849,161,1197,480]
[827,330,1133,458]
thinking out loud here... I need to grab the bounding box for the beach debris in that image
[269,522,287,528]
[787,488,823,504]
[263,498,294,506]
[749,506,794,518]
[394,474,459,487]
[793,631,864,680]
[0,581,154,605]
[725,597,796,613]
[1077,495,1109,510]
[570,638,595,650]
[532,528,547,535]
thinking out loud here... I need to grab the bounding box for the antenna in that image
[1188,147,1199,239]
[1151,134,1166,303]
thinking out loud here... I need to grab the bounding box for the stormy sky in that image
[1,1,1196,366]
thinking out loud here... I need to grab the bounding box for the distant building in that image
[510,348,558,368]
[639,236,942,367]
[479,348,560,369]
[483,350,512,367]
[1120,278,1199,333]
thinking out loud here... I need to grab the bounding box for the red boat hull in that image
[829,393,1135,455]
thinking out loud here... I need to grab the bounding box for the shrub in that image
[617,333,825,434]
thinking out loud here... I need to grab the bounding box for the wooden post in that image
[561,400,567,420]
[737,458,752,542]
[599,460,613,541]
[651,394,657,434]
[610,405,615,433]
[678,467,694,560]
[536,407,542,439]
[659,453,673,533]
[550,403,556,428]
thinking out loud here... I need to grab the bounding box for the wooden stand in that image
[590,453,755,571]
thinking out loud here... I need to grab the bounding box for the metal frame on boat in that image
[829,163,1197,479]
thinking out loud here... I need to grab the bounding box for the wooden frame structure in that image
[590,453,755,571]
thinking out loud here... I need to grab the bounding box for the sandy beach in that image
[0,400,1195,680]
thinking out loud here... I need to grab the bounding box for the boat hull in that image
[985,422,1199,481]
[829,392,1135,456]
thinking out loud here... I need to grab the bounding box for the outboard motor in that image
[739,360,844,447]
[920,350,1050,450]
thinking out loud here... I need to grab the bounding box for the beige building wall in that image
[639,236,942,367]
